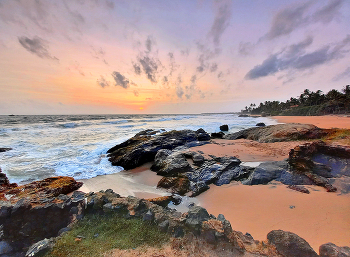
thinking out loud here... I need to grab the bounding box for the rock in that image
[158,220,169,233]
[287,185,310,194]
[25,238,55,257]
[192,153,205,165]
[190,181,210,197]
[319,243,350,257]
[238,114,249,117]
[224,123,330,142]
[57,227,71,236]
[256,122,265,127]
[154,152,193,176]
[156,177,190,195]
[185,206,210,229]
[220,125,229,131]
[107,129,209,170]
[143,210,154,222]
[0,240,13,255]
[0,148,12,152]
[211,132,225,139]
[267,230,318,257]
[243,161,288,185]
[215,166,244,186]
[146,196,173,208]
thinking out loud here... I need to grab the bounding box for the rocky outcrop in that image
[0,148,12,152]
[319,243,350,257]
[107,129,210,170]
[220,124,229,131]
[0,174,84,256]
[256,122,266,127]
[224,123,330,142]
[210,132,225,139]
[267,230,319,257]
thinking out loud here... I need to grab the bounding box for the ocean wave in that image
[59,122,77,128]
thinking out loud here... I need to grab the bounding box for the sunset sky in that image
[0,0,349,114]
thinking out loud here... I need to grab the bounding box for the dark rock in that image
[143,210,154,222]
[215,166,243,186]
[287,185,310,194]
[256,122,265,127]
[155,153,193,176]
[185,206,210,228]
[25,238,55,257]
[196,128,206,134]
[319,243,350,257]
[238,114,249,117]
[158,220,169,233]
[224,123,329,142]
[190,181,210,197]
[220,125,229,131]
[192,153,205,165]
[107,130,207,170]
[243,161,288,185]
[0,240,13,255]
[0,148,12,153]
[211,132,225,139]
[267,230,318,257]
[57,227,71,236]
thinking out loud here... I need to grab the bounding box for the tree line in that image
[242,85,350,116]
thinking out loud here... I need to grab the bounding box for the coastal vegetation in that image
[242,85,350,116]
[46,214,169,257]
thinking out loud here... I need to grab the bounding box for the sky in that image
[0,0,349,115]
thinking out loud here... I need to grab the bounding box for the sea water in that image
[0,114,277,184]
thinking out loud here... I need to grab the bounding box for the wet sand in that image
[197,182,350,251]
[273,115,350,129]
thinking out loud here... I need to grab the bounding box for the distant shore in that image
[272,115,350,129]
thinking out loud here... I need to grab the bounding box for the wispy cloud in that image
[245,35,350,80]
[333,67,350,81]
[208,0,233,46]
[18,36,58,60]
[97,75,110,88]
[111,71,131,89]
[138,56,158,83]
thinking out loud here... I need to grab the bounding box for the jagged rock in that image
[267,230,318,257]
[154,152,193,176]
[243,161,288,185]
[215,166,244,186]
[211,132,225,139]
[220,125,229,131]
[146,196,174,207]
[107,129,210,170]
[25,238,55,257]
[156,177,190,195]
[319,243,350,257]
[224,123,330,142]
[256,122,266,127]
[185,206,210,229]
[190,181,210,197]
[287,185,310,194]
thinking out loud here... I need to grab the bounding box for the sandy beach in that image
[273,115,350,129]
[80,115,350,251]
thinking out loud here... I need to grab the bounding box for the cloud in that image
[175,75,184,99]
[97,76,110,88]
[265,0,344,40]
[133,90,139,96]
[18,36,58,60]
[111,71,131,89]
[168,52,178,76]
[312,0,344,23]
[145,35,155,52]
[266,1,312,40]
[138,56,158,83]
[133,63,141,75]
[208,0,233,46]
[210,63,218,72]
[333,67,350,81]
[239,42,254,56]
[196,42,221,73]
[245,35,350,80]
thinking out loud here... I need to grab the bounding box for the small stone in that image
[289,205,295,209]
[93,234,99,238]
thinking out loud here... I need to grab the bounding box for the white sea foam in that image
[0,114,277,184]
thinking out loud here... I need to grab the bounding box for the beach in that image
[273,115,350,129]
[77,115,350,251]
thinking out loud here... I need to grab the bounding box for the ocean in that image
[0,114,277,184]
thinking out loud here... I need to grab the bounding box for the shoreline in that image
[79,115,350,251]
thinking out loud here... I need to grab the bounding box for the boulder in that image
[211,132,225,139]
[185,206,210,229]
[243,161,288,185]
[0,148,12,152]
[256,122,265,127]
[153,152,193,176]
[238,114,249,117]
[157,177,190,195]
[267,230,318,257]
[220,125,229,131]
[107,129,210,170]
[224,123,330,142]
[319,243,350,257]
